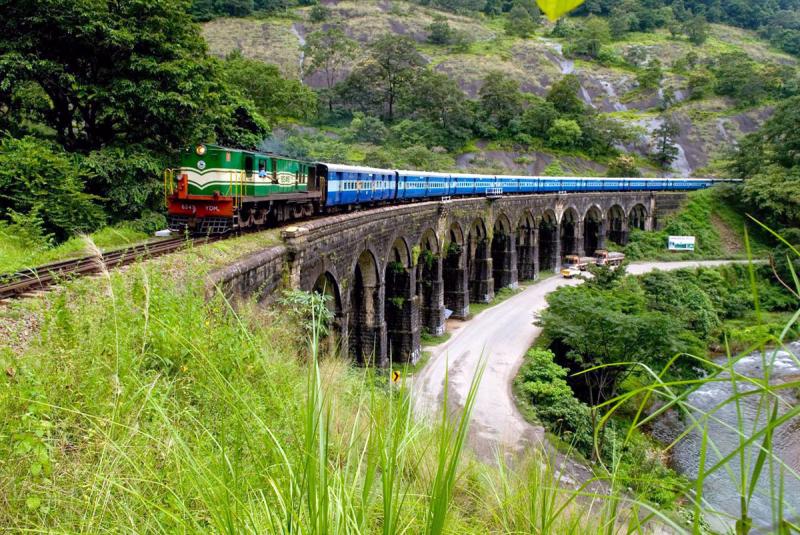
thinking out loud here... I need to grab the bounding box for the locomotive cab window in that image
[245,156,254,176]
[258,160,267,178]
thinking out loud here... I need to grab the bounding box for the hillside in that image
[201,0,796,176]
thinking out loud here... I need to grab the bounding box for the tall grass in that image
[3,228,799,533]
[596,224,800,533]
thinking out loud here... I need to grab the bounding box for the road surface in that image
[411,260,743,462]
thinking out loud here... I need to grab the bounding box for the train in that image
[165,144,731,234]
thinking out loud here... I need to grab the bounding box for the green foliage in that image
[546,118,583,148]
[515,348,595,453]
[346,113,390,144]
[0,0,267,153]
[730,96,800,231]
[220,50,317,122]
[606,155,640,177]
[478,71,524,133]
[712,53,765,105]
[428,15,454,44]
[637,59,663,90]
[505,4,539,37]
[0,136,105,241]
[568,16,611,59]
[651,114,680,169]
[309,3,329,22]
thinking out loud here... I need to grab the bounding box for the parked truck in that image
[595,250,626,267]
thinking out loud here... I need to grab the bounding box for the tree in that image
[637,59,663,90]
[398,70,473,149]
[685,15,709,45]
[427,15,453,44]
[713,53,765,105]
[571,16,611,58]
[651,115,680,169]
[547,75,585,115]
[304,27,358,112]
[519,98,558,137]
[547,118,582,148]
[538,281,685,412]
[505,5,539,38]
[221,51,317,121]
[0,136,106,240]
[478,71,524,133]
[366,35,426,121]
[309,4,329,22]
[0,0,267,153]
[730,96,800,229]
[606,155,641,177]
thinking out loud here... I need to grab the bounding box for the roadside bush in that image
[515,348,594,454]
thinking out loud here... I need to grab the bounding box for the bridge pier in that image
[517,224,537,281]
[470,237,494,304]
[492,219,518,290]
[443,243,470,319]
[418,252,446,337]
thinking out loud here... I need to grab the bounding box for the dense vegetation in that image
[0,0,269,244]
[516,260,798,504]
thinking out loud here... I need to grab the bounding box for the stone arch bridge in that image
[210,192,685,367]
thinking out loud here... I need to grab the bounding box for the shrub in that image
[0,136,105,241]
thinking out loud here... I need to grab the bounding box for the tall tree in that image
[366,35,426,121]
[651,115,680,169]
[478,71,524,132]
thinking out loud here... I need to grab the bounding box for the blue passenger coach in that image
[315,161,726,210]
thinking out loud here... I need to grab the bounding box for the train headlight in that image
[195,144,207,156]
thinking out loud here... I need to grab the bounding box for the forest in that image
[1,0,798,255]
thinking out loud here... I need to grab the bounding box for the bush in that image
[0,136,105,241]
[515,348,595,454]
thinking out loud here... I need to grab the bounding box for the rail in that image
[0,235,222,302]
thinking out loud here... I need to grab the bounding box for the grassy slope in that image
[0,223,150,275]
[1,236,654,533]
[621,185,771,260]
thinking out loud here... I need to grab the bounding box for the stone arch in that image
[607,204,627,245]
[312,271,344,355]
[492,213,518,291]
[384,237,420,364]
[349,249,385,366]
[583,205,605,256]
[467,217,494,303]
[416,229,445,336]
[516,210,538,281]
[538,209,559,271]
[443,221,469,319]
[629,203,648,231]
[560,207,580,259]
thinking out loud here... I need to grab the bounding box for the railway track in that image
[0,235,221,302]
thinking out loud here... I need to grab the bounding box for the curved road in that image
[412,261,742,463]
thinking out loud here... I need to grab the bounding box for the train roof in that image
[450,172,498,180]
[396,170,452,178]
[320,163,396,175]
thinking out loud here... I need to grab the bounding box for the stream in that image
[656,342,800,532]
